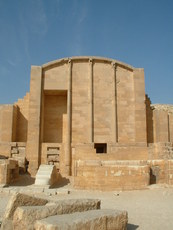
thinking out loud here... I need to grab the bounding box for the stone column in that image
[133,68,147,143]
[65,59,72,175]
[89,58,93,143]
[26,66,42,175]
[112,62,118,143]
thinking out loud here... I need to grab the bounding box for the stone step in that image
[34,209,128,230]
[35,164,59,187]
[35,174,50,179]
[36,171,54,176]
[35,178,50,185]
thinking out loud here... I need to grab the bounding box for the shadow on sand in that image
[127,223,139,230]
[50,175,70,188]
[9,173,35,186]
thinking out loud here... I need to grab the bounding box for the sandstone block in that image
[3,193,48,220]
[34,209,128,230]
[13,199,101,230]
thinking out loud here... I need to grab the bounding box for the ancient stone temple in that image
[0,56,173,190]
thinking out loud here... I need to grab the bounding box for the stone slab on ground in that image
[13,199,101,230]
[3,192,48,220]
[34,209,128,230]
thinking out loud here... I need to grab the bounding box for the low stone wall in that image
[74,160,150,191]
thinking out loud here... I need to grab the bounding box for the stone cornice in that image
[42,56,136,71]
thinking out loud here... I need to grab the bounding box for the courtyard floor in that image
[0,181,173,230]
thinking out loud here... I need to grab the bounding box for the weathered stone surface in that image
[1,218,13,230]
[34,209,128,230]
[0,159,19,185]
[13,199,101,230]
[3,192,48,220]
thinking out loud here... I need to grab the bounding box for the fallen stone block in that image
[34,209,128,230]
[2,192,48,220]
[13,199,101,230]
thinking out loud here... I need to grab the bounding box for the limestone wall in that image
[42,57,146,145]
[145,103,173,144]
[116,67,135,143]
[0,56,173,189]
[0,105,16,142]
[15,92,30,142]
[74,160,150,191]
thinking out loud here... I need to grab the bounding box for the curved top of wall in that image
[42,56,136,71]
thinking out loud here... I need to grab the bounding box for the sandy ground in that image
[0,183,173,230]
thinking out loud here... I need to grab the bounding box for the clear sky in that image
[0,0,173,104]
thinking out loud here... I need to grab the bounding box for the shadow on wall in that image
[145,95,154,144]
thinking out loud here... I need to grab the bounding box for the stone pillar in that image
[112,62,118,143]
[133,68,147,143]
[89,58,93,143]
[65,59,72,175]
[26,66,42,175]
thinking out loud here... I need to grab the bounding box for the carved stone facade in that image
[0,56,173,190]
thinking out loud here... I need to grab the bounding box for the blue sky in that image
[0,0,173,104]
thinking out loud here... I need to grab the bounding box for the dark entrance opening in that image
[94,143,107,153]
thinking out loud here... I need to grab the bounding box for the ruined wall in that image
[151,104,173,143]
[15,92,30,142]
[0,105,15,142]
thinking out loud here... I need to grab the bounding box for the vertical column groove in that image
[112,62,118,143]
[66,59,72,175]
[89,58,93,143]
[168,114,170,142]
